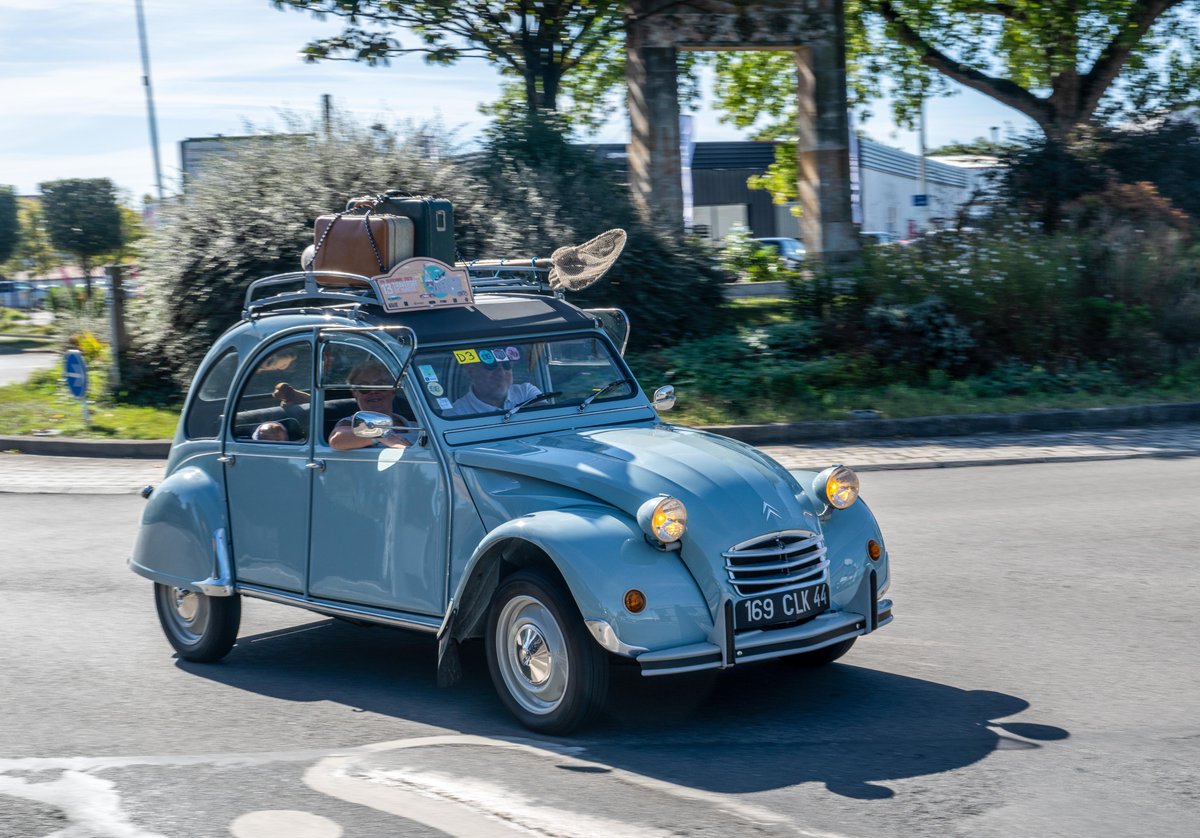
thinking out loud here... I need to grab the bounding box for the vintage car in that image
[131,235,892,734]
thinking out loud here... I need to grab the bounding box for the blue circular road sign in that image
[64,350,88,399]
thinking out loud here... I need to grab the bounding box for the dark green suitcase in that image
[374,192,456,264]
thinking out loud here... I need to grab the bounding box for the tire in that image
[791,637,856,668]
[153,583,241,662]
[485,569,609,734]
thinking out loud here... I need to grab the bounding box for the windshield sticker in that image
[454,349,481,365]
[479,349,496,364]
[417,364,439,383]
[505,346,521,361]
[492,347,507,361]
[437,397,453,411]
[426,382,444,397]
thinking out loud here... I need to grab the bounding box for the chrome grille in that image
[723,529,828,596]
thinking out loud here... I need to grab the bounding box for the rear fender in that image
[128,463,233,596]
[448,507,712,654]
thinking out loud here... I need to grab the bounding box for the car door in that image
[222,335,315,593]
[307,332,449,616]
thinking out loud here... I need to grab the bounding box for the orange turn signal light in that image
[867,540,882,561]
[624,589,647,613]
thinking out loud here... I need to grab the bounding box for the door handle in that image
[306,460,326,472]
[217,454,235,465]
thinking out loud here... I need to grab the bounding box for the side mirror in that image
[652,385,676,412]
[351,411,394,438]
[351,411,428,447]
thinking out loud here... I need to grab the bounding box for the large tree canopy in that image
[38,178,124,297]
[714,1,1199,143]
[270,1,624,114]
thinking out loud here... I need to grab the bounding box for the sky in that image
[0,0,1035,204]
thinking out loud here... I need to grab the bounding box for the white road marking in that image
[0,770,167,838]
[306,735,834,837]
[0,735,850,838]
[230,810,343,838]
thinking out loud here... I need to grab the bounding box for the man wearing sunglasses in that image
[448,355,542,417]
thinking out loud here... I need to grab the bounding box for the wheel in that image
[791,637,856,668]
[485,569,609,734]
[153,583,241,662]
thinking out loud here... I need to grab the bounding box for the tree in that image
[4,199,57,279]
[269,1,624,115]
[0,186,17,267]
[712,1,1199,144]
[38,178,125,298]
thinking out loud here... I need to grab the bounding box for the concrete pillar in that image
[795,32,859,263]
[627,4,683,228]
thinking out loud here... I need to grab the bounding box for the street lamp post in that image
[134,0,165,202]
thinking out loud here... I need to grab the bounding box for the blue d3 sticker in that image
[418,364,438,383]
[479,349,496,364]
[426,382,444,397]
[437,397,453,411]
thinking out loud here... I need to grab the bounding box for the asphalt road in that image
[2,459,1197,837]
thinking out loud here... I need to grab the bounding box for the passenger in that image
[448,356,542,416]
[328,361,412,450]
[251,421,288,442]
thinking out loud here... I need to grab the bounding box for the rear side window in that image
[184,350,239,439]
[231,341,312,443]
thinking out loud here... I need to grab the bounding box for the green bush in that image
[718,226,792,282]
[465,114,728,345]
[127,114,727,398]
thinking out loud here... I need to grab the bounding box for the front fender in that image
[459,507,713,653]
[791,470,889,610]
[129,463,233,595]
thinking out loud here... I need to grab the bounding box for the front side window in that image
[230,341,312,443]
[413,335,634,420]
[317,339,413,449]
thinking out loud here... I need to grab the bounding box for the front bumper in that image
[637,597,892,676]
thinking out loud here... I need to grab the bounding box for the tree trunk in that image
[81,256,93,300]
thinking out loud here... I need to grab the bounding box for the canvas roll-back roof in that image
[361,293,597,344]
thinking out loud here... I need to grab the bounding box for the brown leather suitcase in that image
[312,214,415,285]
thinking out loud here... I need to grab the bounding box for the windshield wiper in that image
[503,390,562,421]
[578,378,632,411]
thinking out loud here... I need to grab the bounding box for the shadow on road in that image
[183,618,1068,799]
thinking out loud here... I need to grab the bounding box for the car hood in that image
[454,424,824,603]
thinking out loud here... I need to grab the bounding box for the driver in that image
[328,361,412,450]
[448,355,541,416]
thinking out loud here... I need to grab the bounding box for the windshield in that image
[412,335,635,420]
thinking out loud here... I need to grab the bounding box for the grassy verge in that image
[0,307,55,338]
[0,364,180,440]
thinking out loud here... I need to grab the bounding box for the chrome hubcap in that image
[173,588,199,622]
[515,624,551,685]
[495,594,568,715]
[160,585,209,645]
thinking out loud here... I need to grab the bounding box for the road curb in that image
[0,436,171,458]
[700,401,1200,444]
[3,400,1200,458]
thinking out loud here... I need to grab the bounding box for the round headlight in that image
[820,465,860,509]
[637,496,688,543]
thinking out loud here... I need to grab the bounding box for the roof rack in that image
[243,259,563,320]
[242,271,378,319]
[460,260,559,298]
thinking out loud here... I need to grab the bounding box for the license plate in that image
[735,583,829,630]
